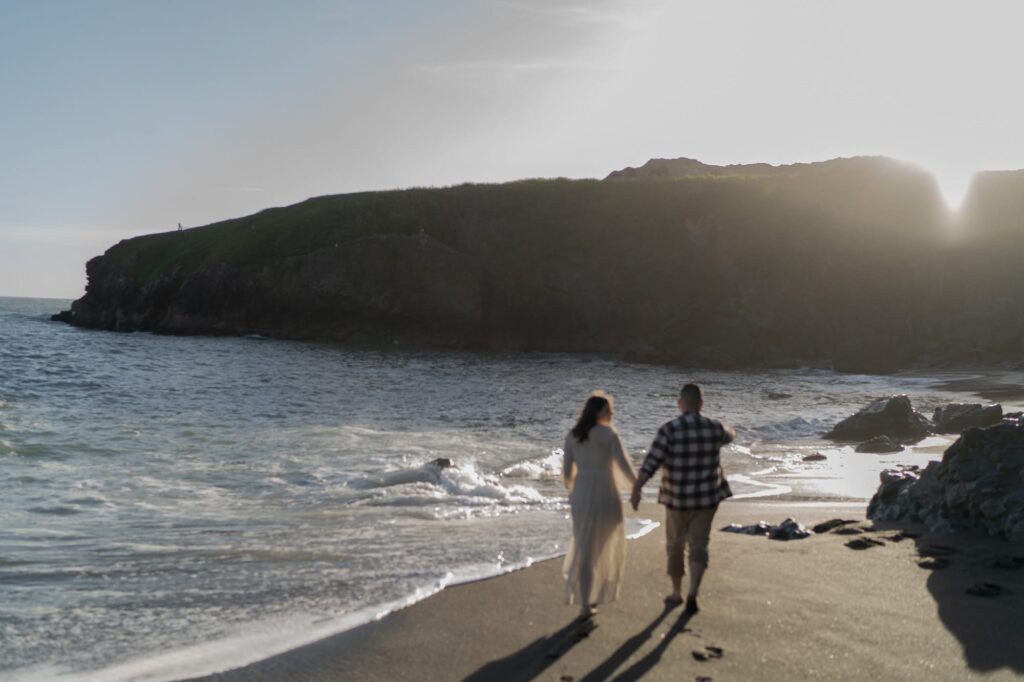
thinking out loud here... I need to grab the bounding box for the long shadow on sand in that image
[463,618,596,682]
[912,533,1024,675]
[578,605,692,682]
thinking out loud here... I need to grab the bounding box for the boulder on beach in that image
[802,452,827,462]
[931,402,1003,434]
[855,436,905,453]
[811,518,860,534]
[721,518,811,541]
[824,395,931,444]
[768,518,812,541]
[867,421,1024,543]
[722,521,773,536]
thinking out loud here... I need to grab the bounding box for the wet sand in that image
[929,371,1024,404]
[185,500,1024,681]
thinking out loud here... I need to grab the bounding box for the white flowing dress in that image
[562,424,637,606]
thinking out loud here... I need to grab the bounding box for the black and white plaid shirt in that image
[640,411,735,510]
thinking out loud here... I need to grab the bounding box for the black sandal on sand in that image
[664,594,684,607]
[684,596,700,614]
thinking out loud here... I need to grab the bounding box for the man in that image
[630,383,735,614]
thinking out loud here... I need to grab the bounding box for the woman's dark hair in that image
[571,392,612,443]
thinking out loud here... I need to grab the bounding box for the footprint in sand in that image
[966,582,1008,597]
[990,555,1024,570]
[692,645,724,661]
[845,538,885,550]
[918,544,958,558]
[917,558,951,570]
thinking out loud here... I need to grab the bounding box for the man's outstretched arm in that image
[722,422,736,445]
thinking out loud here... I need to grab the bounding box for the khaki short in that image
[664,505,717,577]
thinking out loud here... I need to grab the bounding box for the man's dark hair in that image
[680,383,704,407]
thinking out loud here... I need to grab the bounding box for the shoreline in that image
[180,499,1024,681]
[68,496,778,682]
[101,362,1024,682]
[927,372,1024,403]
[9,300,1024,681]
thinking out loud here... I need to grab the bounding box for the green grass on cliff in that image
[100,158,951,293]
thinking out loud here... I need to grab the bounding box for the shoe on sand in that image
[684,596,700,614]
[664,594,683,607]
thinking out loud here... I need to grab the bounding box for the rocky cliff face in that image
[57,157,1024,371]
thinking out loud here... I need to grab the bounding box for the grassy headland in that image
[61,157,1024,371]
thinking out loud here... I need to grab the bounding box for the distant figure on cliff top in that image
[177,222,182,231]
[562,391,637,620]
[631,383,735,614]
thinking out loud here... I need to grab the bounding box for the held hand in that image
[629,473,649,512]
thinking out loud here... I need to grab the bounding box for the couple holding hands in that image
[561,384,735,620]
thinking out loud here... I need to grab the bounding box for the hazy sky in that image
[3,0,1024,298]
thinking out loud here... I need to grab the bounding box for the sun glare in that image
[933,170,974,211]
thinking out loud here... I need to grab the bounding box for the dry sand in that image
[185,500,1024,681]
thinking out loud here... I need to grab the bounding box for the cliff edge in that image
[56,157,1024,372]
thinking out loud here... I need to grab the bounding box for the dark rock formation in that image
[721,518,811,540]
[845,537,886,550]
[855,436,905,453]
[50,155,1024,371]
[721,521,773,536]
[825,396,932,444]
[802,452,827,462]
[867,422,1024,543]
[768,518,812,540]
[932,403,1003,434]
[811,518,859,534]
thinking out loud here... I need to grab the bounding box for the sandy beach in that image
[928,371,1024,404]
[186,500,1024,681]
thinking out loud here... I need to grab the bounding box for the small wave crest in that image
[348,460,551,511]
[746,416,829,440]
[500,450,563,479]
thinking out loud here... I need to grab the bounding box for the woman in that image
[562,391,637,619]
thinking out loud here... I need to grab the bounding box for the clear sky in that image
[3,0,1024,298]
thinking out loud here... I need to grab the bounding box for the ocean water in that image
[0,296,997,680]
